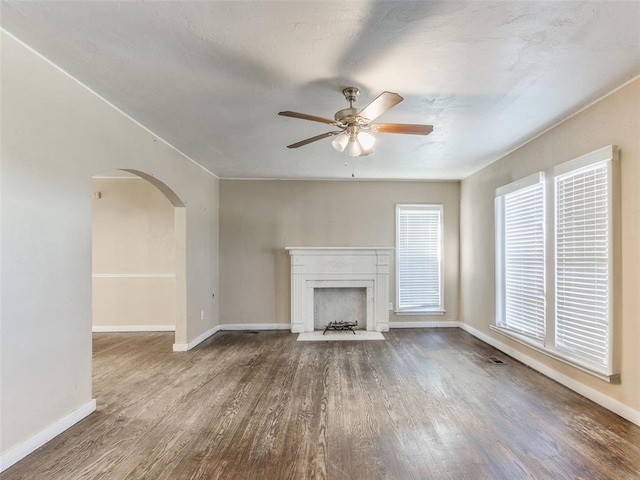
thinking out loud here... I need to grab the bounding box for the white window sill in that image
[394,310,446,316]
[490,325,619,383]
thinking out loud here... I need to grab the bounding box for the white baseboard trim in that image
[219,323,292,331]
[390,321,461,329]
[0,399,96,473]
[173,325,221,352]
[170,323,294,352]
[172,323,293,351]
[458,323,640,427]
[93,325,175,332]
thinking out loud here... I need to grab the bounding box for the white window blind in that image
[396,205,443,312]
[494,146,617,380]
[502,181,546,340]
[555,160,610,369]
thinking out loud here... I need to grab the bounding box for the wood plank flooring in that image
[2,329,639,479]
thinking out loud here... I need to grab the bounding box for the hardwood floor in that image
[2,329,639,479]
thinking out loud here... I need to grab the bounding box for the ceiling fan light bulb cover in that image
[357,131,376,150]
[331,132,349,152]
[347,139,362,157]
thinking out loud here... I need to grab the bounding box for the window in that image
[554,157,612,370]
[494,146,618,380]
[495,172,546,341]
[396,204,443,313]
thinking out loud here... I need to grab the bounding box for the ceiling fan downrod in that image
[342,87,360,108]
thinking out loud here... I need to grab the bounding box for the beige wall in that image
[460,79,640,414]
[220,180,460,326]
[92,177,176,328]
[1,32,219,456]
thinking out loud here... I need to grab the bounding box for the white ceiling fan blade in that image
[357,91,403,122]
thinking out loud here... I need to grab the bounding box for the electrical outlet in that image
[200,310,204,320]
[388,302,393,310]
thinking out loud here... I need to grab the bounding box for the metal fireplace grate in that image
[323,321,358,335]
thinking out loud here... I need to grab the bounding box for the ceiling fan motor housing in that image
[334,107,361,126]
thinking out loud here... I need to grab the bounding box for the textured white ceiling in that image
[2,1,639,179]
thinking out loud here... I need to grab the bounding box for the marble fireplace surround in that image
[285,247,393,333]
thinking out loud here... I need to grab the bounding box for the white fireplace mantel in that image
[285,247,393,333]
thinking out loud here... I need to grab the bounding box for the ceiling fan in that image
[278,87,433,157]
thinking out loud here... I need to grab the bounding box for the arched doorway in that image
[91,169,187,345]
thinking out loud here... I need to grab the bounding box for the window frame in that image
[395,204,444,315]
[493,146,619,382]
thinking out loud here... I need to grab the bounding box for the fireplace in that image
[285,247,393,333]
[314,287,366,330]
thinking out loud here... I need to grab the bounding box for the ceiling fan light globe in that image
[357,131,376,150]
[347,139,362,157]
[331,132,349,152]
